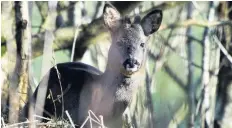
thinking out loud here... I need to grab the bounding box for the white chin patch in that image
[126,64,138,72]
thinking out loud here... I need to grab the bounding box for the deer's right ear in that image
[103,3,121,30]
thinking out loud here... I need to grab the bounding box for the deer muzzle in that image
[123,58,140,73]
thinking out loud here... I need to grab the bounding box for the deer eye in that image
[140,43,145,48]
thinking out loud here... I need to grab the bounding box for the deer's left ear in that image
[103,3,121,30]
[141,10,162,36]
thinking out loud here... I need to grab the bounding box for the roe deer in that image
[22,3,162,128]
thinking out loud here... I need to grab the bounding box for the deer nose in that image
[123,58,140,69]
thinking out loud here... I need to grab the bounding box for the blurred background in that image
[1,1,232,128]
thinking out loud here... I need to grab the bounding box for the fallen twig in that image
[65,110,75,128]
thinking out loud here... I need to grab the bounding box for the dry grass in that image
[1,110,106,128]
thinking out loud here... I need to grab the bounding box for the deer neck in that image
[100,64,144,103]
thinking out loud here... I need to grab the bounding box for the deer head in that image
[103,3,162,77]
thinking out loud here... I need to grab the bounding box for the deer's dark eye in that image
[140,43,145,48]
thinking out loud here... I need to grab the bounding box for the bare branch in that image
[163,65,187,92]
[211,31,232,64]
[159,19,232,31]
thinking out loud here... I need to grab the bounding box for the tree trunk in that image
[34,2,57,122]
[201,1,220,128]
[185,2,195,127]
[8,1,31,123]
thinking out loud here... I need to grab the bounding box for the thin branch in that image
[65,110,75,128]
[80,117,90,128]
[49,89,57,118]
[99,115,105,128]
[1,117,6,128]
[70,27,81,62]
[210,31,232,64]
[52,54,64,124]
[159,19,232,31]
[33,115,52,121]
[171,34,203,45]
[163,64,187,92]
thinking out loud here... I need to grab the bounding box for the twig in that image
[195,95,203,117]
[65,110,75,128]
[89,117,102,126]
[33,114,52,121]
[89,110,101,122]
[210,31,232,64]
[80,117,90,128]
[79,110,104,128]
[52,54,64,122]
[49,89,57,118]
[99,115,105,128]
[88,111,93,128]
[1,117,6,128]
[70,26,81,62]
[70,2,84,62]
